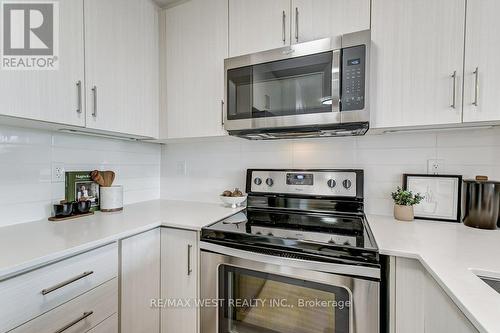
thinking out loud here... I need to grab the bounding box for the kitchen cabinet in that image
[392,258,478,333]
[462,0,500,123]
[11,279,118,333]
[0,0,85,127]
[371,0,466,128]
[120,229,161,333]
[229,0,290,57]
[0,243,117,332]
[161,228,198,333]
[160,0,227,139]
[84,0,159,138]
[291,0,370,44]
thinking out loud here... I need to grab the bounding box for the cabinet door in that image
[84,0,159,138]
[121,229,161,333]
[291,0,370,44]
[463,0,500,123]
[161,228,198,333]
[393,258,478,333]
[0,0,85,126]
[229,0,290,57]
[371,0,466,128]
[161,0,227,139]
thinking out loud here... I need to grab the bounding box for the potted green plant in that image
[391,187,424,221]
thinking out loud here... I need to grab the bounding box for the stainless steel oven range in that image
[201,169,381,333]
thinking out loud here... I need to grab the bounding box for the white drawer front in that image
[11,278,118,333]
[0,243,118,332]
[87,313,118,333]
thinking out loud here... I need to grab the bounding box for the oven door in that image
[224,38,341,132]
[201,242,379,333]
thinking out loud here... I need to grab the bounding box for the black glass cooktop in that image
[201,208,379,267]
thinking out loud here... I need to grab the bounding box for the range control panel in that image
[249,170,360,197]
[341,45,366,111]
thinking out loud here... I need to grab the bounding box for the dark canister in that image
[463,177,500,229]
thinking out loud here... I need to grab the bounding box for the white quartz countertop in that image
[0,199,243,280]
[367,214,500,333]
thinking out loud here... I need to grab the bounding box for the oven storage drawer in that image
[0,243,118,332]
[10,278,118,333]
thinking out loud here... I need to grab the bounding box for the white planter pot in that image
[394,204,414,221]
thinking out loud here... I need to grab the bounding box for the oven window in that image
[218,265,350,333]
[227,52,333,121]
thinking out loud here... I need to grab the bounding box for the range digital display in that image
[286,173,313,186]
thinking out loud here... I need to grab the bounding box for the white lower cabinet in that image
[0,243,117,332]
[11,278,118,333]
[120,228,161,333]
[392,257,478,333]
[87,313,118,333]
[161,228,199,333]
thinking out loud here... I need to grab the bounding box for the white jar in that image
[100,186,123,212]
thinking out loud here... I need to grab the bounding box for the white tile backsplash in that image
[160,127,500,216]
[0,125,161,227]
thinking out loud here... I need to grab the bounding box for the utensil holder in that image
[100,186,123,212]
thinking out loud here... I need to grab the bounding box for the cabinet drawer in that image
[87,313,118,333]
[0,243,118,332]
[11,278,117,333]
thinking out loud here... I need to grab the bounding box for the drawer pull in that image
[53,311,93,333]
[41,271,94,295]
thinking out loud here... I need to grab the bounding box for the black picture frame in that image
[403,174,462,223]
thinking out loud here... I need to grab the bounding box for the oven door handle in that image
[200,241,380,279]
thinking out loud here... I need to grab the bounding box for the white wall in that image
[0,125,161,227]
[161,128,500,216]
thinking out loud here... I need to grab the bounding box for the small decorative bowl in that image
[220,194,247,208]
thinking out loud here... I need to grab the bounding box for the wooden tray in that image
[48,211,94,222]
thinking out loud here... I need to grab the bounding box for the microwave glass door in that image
[227,52,337,121]
[218,265,350,333]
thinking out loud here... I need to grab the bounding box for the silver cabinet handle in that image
[295,7,299,42]
[221,100,225,126]
[76,81,82,114]
[472,67,479,106]
[91,86,97,117]
[53,311,93,333]
[282,10,286,44]
[450,71,457,109]
[41,271,94,295]
[187,244,193,276]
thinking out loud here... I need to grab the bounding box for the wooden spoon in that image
[101,171,115,187]
[90,170,105,187]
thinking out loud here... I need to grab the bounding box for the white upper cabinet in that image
[463,0,500,123]
[84,0,159,138]
[160,0,228,139]
[0,0,85,127]
[371,0,466,128]
[291,0,370,44]
[229,0,290,57]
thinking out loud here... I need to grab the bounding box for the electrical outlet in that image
[427,159,444,175]
[52,163,65,182]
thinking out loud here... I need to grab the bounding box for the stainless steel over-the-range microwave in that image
[223,30,370,140]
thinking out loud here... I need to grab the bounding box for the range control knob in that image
[342,179,352,189]
[266,178,274,187]
[254,177,262,185]
[327,179,337,188]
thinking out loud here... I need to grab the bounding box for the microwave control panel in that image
[341,45,366,111]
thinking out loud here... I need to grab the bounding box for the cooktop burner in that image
[201,169,379,268]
